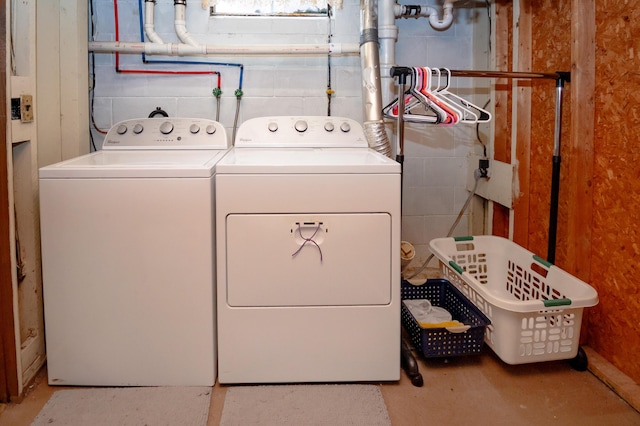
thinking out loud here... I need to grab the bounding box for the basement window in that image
[210,0,329,17]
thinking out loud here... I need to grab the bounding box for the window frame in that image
[210,0,329,17]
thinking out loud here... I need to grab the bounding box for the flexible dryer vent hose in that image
[360,0,393,158]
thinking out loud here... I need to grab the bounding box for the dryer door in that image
[225,213,392,307]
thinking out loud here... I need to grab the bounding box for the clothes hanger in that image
[434,68,492,123]
[418,67,462,126]
[405,67,449,123]
[425,67,478,123]
[383,68,441,123]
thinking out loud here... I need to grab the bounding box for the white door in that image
[225,213,392,307]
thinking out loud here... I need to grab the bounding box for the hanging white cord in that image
[406,170,482,280]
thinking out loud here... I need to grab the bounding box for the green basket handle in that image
[533,254,553,268]
[543,298,572,307]
[449,260,464,274]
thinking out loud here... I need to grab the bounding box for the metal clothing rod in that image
[447,68,571,263]
[390,66,572,263]
[448,69,565,80]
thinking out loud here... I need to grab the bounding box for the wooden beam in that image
[0,1,20,402]
[512,0,532,247]
[567,0,594,282]
[569,0,595,348]
[491,0,512,238]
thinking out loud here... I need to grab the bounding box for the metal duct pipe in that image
[360,0,392,158]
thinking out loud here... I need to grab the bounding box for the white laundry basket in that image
[429,235,599,365]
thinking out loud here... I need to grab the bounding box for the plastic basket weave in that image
[401,279,490,358]
[429,235,599,365]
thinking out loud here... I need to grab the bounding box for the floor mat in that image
[220,384,391,426]
[31,386,212,426]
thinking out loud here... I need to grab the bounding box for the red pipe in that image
[112,0,221,87]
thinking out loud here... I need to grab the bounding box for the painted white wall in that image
[394,4,491,271]
[90,0,490,273]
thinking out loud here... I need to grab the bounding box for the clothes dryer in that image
[216,116,401,383]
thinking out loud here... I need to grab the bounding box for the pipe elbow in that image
[428,5,454,30]
[173,2,200,47]
[144,24,164,44]
[144,1,164,44]
[174,22,200,47]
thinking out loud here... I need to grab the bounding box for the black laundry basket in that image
[401,279,490,358]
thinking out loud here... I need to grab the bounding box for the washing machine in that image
[39,117,229,386]
[216,116,401,383]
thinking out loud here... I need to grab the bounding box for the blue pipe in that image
[136,0,244,89]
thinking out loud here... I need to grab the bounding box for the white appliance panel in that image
[102,117,228,150]
[39,150,226,179]
[226,213,391,307]
[40,177,216,386]
[216,174,401,214]
[216,306,400,383]
[215,148,398,174]
[234,116,368,148]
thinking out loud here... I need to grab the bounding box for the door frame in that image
[1,0,20,403]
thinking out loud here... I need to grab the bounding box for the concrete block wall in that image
[90,0,489,269]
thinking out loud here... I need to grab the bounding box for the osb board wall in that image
[496,1,639,383]
[524,0,639,383]
[492,0,513,238]
[528,0,572,263]
[589,0,640,383]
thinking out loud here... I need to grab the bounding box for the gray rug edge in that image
[220,384,392,426]
[31,386,212,426]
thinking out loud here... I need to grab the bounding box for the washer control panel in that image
[235,116,368,148]
[102,118,229,150]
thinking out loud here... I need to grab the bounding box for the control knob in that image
[324,122,335,132]
[159,121,174,135]
[133,124,144,134]
[190,124,200,134]
[340,122,351,133]
[268,122,278,132]
[206,125,217,135]
[116,124,127,135]
[294,120,308,133]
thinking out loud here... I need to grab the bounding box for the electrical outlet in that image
[20,94,34,123]
[478,158,490,178]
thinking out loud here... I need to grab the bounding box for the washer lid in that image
[39,150,229,178]
[215,147,401,174]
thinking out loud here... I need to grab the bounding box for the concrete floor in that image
[1,346,638,426]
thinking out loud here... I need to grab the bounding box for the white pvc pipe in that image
[174,1,199,47]
[144,0,164,44]
[379,0,398,106]
[428,3,455,30]
[88,41,360,56]
[394,0,456,31]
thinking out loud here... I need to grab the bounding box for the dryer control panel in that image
[102,118,229,150]
[234,116,368,148]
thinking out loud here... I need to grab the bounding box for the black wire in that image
[476,99,491,158]
[476,1,492,159]
[89,0,98,151]
[486,0,491,55]
[326,4,333,117]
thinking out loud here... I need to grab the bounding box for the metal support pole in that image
[548,72,570,263]
[390,66,412,206]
